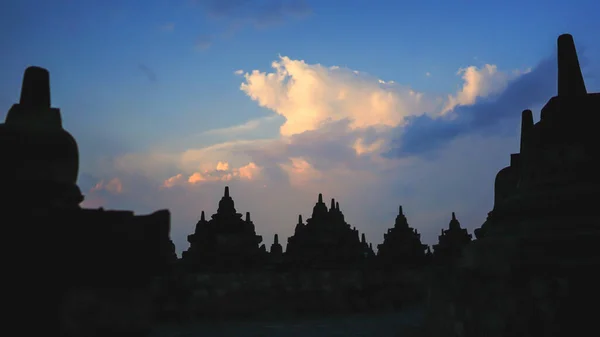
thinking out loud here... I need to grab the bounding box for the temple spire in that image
[201,211,205,221]
[557,34,587,97]
[224,186,230,197]
[246,212,251,222]
[20,66,51,108]
[331,198,335,210]
[361,233,366,243]
[520,109,533,152]
[449,212,461,231]
[274,234,279,245]
[298,214,303,223]
[399,205,403,215]
[318,193,323,203]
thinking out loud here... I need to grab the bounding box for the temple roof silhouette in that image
[0,66,82,206]
[490,34,600,219]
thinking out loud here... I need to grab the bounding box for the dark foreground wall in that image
[158,269,429,321]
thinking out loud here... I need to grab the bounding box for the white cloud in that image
[239,56,523,138]
[84,54,536,254]
[201,114,279,137]
[441,64,528,114]
[239,56,440,137]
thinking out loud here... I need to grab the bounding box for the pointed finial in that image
[274,234,279,244]
[557,34,587,96]
[246,212,251,222]
[331,198,335,210]
[224,186,230,197]
[369,243,373,250]
[449,212,461,230]
[20,66,51,108]
[318,193,323,203]
[336,202,340,210]
[399,205,403,215]
[298,214,303,223]
[361,233,366,243]
[201,210,205,221]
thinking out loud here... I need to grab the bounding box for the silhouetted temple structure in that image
[476,34,600,239]
[360,233,376,259]
[376,205,428,268]
[2,67,173,337]
[424,34,600,337]
[181,186,264,270]
[270,234,283,256]
[431,212,472,264]
[285,194,366,268]
[182,211,209,261]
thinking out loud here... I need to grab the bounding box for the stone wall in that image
[420,226,600,337]
[157,269,428,321]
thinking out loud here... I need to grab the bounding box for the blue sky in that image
[1,0,599,254]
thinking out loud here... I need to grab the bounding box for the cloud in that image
[160,23,175,32]
[201,114,280,137]
[187,0,312,49]
[80,43,600,256]
[387,56,556,158]
[137,64,157,82]
[238,56,445,137]
[162,161,262,188]
[195,34,212,50]
[279,157,323,188]
[197,0,311,27]
[90,178,123,194]
[442,65,528,114]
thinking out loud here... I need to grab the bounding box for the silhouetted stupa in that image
[181,186,264,270]
[476,34,600,239]
[0,67,83,206]
[360,233,376,259]
[376,205,428,268]
[431,212,472,264]
[2,66,173,337]
[424,34,600,337]
[285,194,366,269]
[269,234,284,266]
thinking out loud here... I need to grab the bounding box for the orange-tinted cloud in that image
[279,157,322,188]
[238,56,526,139]
[84,52,553,257]
[162,161,262,188]
[90,177,123,194]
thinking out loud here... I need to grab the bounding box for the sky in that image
[1,0,599,255]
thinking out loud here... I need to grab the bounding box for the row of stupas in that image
[180,186,473,270]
